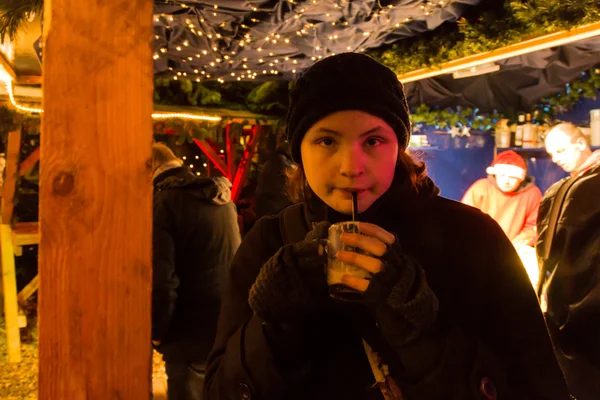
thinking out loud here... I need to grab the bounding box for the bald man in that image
[537,123,600,399]
[545,122,599,177]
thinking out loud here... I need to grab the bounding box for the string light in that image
[153,0,455,81]
[2,79,43,114]
[152,112,222,122]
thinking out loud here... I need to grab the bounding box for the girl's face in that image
[301,111,399,214]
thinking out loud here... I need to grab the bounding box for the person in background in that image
[203,53,568,400]
[462,150,542,247]
[462,150,542,287]
[152,143,241,400]
[254,132,296,219]
[537,122,600,400]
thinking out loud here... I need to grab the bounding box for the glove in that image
[248,221,331,327]
[365,239,439,347]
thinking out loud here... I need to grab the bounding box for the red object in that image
[486,150,527,180]
[461,177,542,244]
[163,123,261,204]
[491,150,527,170]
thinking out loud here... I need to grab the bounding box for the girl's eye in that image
[317,137,335,147]
[365,137,384,147]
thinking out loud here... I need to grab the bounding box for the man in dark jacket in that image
[254,139,295,219]
[152,143,241,400]
[537,123,600,400]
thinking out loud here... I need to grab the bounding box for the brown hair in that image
[286,149,428,202]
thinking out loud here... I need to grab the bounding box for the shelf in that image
[408,146,440,151]
[497,145,600,152]
[497,147,547,152]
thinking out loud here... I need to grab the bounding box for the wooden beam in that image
[12,222,39,255]
[39,0,153,398]
[16,75,43,86]
[0,224,21,362]
[194,139,230,179]
[226,124,237,180]
[0,52,16,80]
[19,147,40,177]
[231,125,264,203]
[398,22,600,83]
[17,274,39,305]
[1,130,21,224]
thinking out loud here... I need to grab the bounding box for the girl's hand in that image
[335,222,395,292]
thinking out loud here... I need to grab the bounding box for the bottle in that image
[514,114,525,147]
[522,113,533,148]
[531,110,539,147]
[591,109,600,146]
[495,119,511,149]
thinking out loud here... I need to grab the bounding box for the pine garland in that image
[370,0,600,75]
[410,68,600,130]
[0,0,43,42]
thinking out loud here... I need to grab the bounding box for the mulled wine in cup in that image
[326,221,372,301]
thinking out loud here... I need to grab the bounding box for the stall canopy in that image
[5,1,600,114]
[404,35,600,112]
[151,0,481,81]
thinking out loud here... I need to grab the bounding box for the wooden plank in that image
[0,224,21,362]
[38,0,153,398]
[0,52,16,80]
[231,125,264,203]
[226,124,237,180]
[12,222,39,256]
[17,274,39,305]
[194,139,229,178]
[16,75,43,85]
[1,129,22,224]
[19,147,40,177]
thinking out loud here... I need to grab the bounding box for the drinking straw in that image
[351,192,358,222]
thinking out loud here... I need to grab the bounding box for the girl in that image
[203,53,570,400]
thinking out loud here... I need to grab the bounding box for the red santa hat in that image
[486,150,527,180]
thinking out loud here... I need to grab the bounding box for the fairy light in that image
[154,0,456,81]
[152,112,221,122]
[2,79,43,114]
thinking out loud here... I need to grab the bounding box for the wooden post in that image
[1,129,23,363]
[39,0,153,399]
[1,224,21,363]
[225,124,237,180]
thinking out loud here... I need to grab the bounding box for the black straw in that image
[351,192,358,222]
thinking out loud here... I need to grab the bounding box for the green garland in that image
[0,0,43,42]
[370,0,600,75]
[154,77,289,115]
[410,67,600,130]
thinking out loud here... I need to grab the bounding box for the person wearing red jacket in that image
[462,150,542,246]
[462,150,542,287]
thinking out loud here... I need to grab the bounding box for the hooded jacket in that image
[204,166,568,400]
[153,166,241,362]
[462,176,542,245]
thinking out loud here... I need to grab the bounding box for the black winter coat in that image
[153,166,241,362]
[255,148,295,219]
[204,173,568,400]
[537,160,600,399]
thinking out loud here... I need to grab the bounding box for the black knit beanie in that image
[285,53,411,164]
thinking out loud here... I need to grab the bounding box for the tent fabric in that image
[404,36,600,112]
[152,0,481,81]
